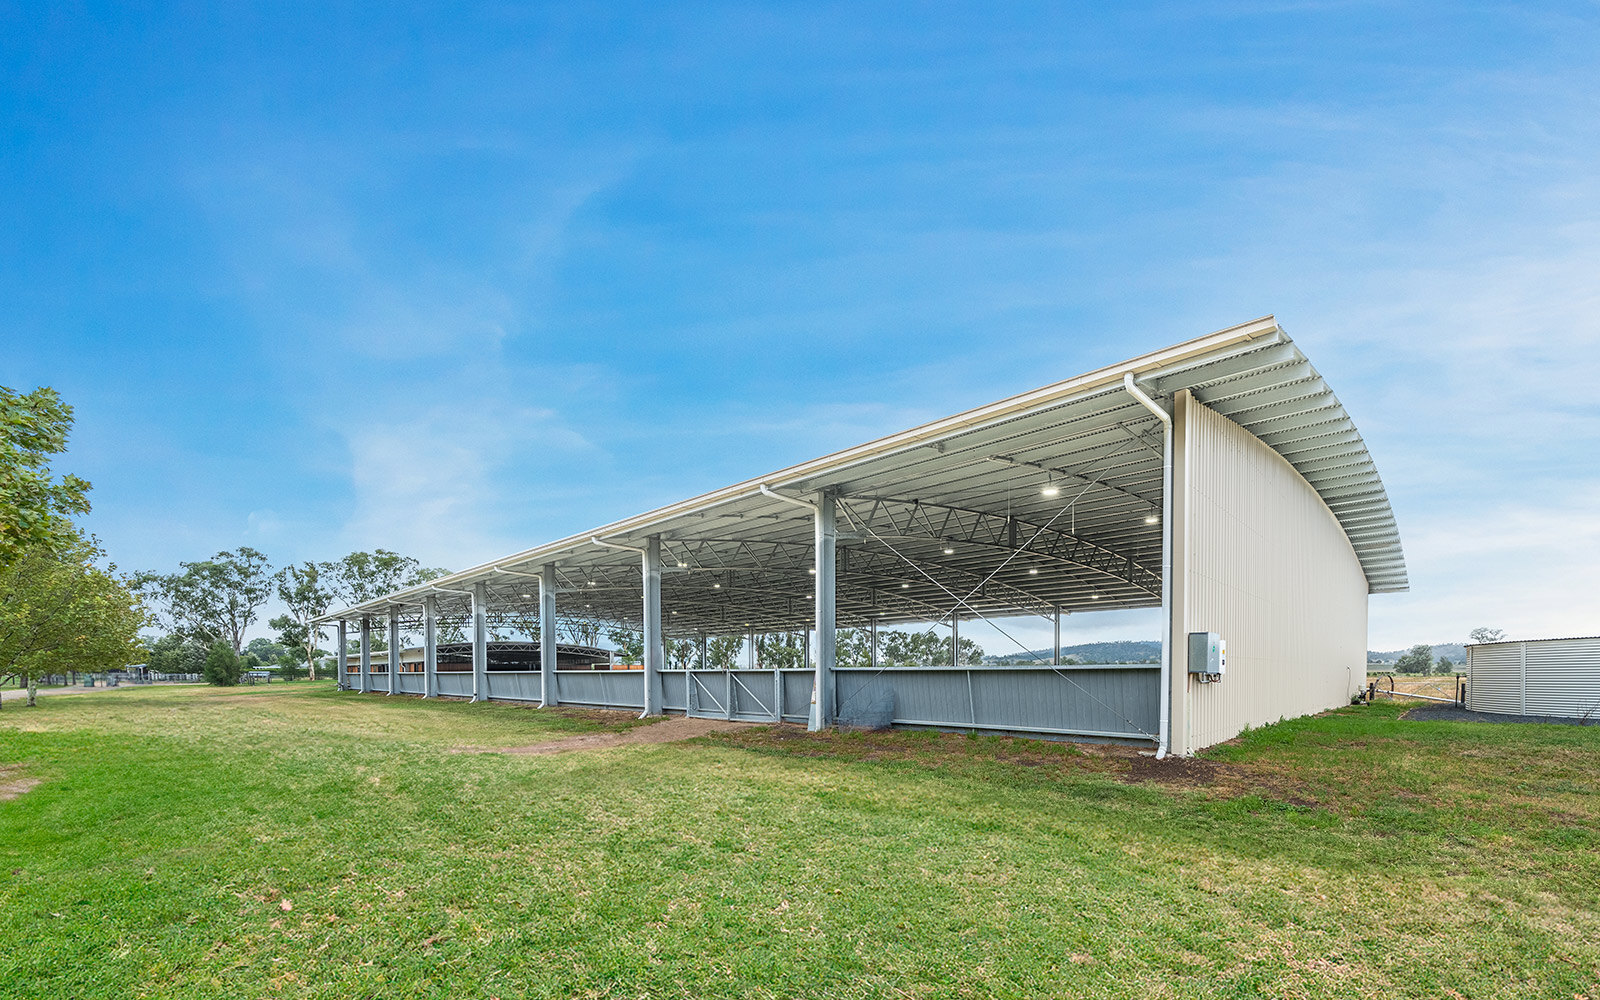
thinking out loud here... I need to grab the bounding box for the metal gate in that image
[686,669,789,722]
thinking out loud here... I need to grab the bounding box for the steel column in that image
[641,536,664,716]
[1053,607,1062,666]
[540,563,559,708]
[870,620,878,668]
[387,607,401,695]
[747,630,755,669]
[359,617,372,693]
[811,491,837,730]
[951,616,959,667]
[336,619,347,690]
[422,597,438,698]
[472,582,488,702]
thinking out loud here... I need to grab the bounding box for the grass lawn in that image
[2,683,1598,999]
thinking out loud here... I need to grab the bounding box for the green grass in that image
[2,684,1597,999]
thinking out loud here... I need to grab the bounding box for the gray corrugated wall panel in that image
[435,672,473,697]
[553,670,646,710]
[485,671,543,702]
[396,673,424,695]
[1525,638,1600,717]
[1466,645,1524,714]
[727,669,779,720]
[833,667,1158,739]
[661,672,687,713]
[783,669,814,722]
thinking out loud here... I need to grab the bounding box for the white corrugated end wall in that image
[1468,638,1600,717]
[1169,391,1370,754]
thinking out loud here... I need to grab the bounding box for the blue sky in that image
[3,3,1597,652]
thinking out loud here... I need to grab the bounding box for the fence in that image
[345,664,1161,743]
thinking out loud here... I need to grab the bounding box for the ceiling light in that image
[588,580,597,587]
[1041,479,1060,498]
[901,582,910,589]
[1091,594,1100,601]
[807,568,816,575]
[520,593,531,598]
[1028,567,1039,575]
[942,546,955,555]
[677,561,688,568]
[805,593,813,599]
[713,583,722,589]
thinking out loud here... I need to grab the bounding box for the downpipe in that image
[1124,373,1173,760]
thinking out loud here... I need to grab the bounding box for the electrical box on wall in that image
[1188,632,1226,683]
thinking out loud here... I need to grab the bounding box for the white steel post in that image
[359,616,372,693]
[540,563,559,708]
[387,607,401,695]
[422,596,438,698]
[951,615,960,666]
[870,620,878,668]
[336,619,348,690]
[812,491,837,731]
[472,582,488,702]
[1053,607,1062,665]
[641,536,664,716]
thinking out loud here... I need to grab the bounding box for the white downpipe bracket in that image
[759,484,818,511]
[1124,372,1173,760]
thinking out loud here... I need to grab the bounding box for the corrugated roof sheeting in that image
[321,317,1406,635]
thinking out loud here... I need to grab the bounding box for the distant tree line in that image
[603,626,983,668]
[136,549,449,686]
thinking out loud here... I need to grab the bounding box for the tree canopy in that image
[0,385,93,567]
[136,547,272,653]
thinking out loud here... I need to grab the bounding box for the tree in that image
[137,547,272,653]
[145,634,208,675]
[202,640,242,686]
[0,385,92,567]
[1469,627,1506,644]
[607,627,644,663]
[1434,655,1455,675]
[1394,643,1434,675]
[757,633,807,669]
[703,635,744,668]
[324,550,448,608]
[0,530,145,707]
[271,560,333,681]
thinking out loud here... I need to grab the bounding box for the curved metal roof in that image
[322,316,1405,635]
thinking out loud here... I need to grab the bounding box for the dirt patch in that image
[468,716,760,755]
[707,726,1330,807]
[0,766,40,803]
[1404,705,1598,727]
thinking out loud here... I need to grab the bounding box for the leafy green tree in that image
[145,634,208,675]
[757,633,807,669]
[1394,643,1434,675]
[325,550,448,608]
[136,547,272,653]
[0,530,145,707]
[703,635,745,668]
[269,560,332,680]
[606,627,644,663]
[0,386,92,567]
[202,640,242,686]
[1468,627,1506,644]
[1434,655,1455,675]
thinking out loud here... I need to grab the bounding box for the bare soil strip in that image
[0,766,40,802]
[476,716,759,755]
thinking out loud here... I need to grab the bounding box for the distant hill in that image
[984,639,1471,667]
[1367,643,1467,665]
[984,640,1160,665]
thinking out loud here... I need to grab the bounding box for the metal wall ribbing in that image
[1171,392,1370,754]
[1468,638,1600,717]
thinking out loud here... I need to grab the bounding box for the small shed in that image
[1466,637,1600,719]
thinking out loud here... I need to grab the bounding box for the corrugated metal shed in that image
[1467,637,1600,718]
[319,316,1406,636]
